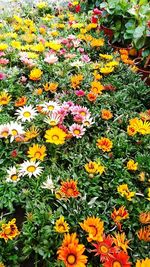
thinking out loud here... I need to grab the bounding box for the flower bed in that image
[0,1,150,266]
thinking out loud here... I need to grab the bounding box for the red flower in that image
[75,4,81,13]
[10,150,18,158]
[91,16,98,24]
[91,235,118,262]
[103,251,131,267]
[93,8,102,15]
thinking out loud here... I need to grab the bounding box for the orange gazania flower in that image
[111,206,129,231]
[90,80,104,95]
[43,82,58,92]
[70,74,83,89]
[91,234,117,262]
[80,216,104,242]
[15,96,27,107]
[57,233,87,267]
[87,91,97,102]
[101,109,113,120]
[103,251,131,267]
[97,137,113,152]
[60,180,80,198]
[0,218,20,242]
[139,212,150,225]
[137,225,150,242]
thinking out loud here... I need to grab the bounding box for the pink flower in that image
[0,52,5,57]
[75,90,85,97]
[72,39,80,48]
[44,54,58,64]
[77,106,91,118]
[69,123,85,138]
[64,53,76,59]
[93,8,103,15]
[59,49,67,55]
[0,72,6,80]
[81,55,91,62]
[73,114,84,123]
[20,76,27,83]
[78,47,84,53]
[0,58,9,65]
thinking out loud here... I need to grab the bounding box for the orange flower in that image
[127,125,137,136]
[91,235,117,262]
[137,225,150,242]
[57,233,87,267]
[97,137,113,152]
[43,82,58,92]
[70,74,83,89]
[0,218,20,242]
[101,109,113,120]
[60,180,80,198]
[139,212,150,224]
[103,251,131,267]
[111,206,129,231]
[15,96,27,107]
[80,216,104,242]
[87,91,97,102]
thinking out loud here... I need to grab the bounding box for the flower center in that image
[115,215,122,221]
[27,165,36,173]
[1,130,9,137]
[4,226,11,235]
[50,120,57,126]
[23,111,31,118]
[100,245,108,254]
[80,111,86,116]
[35,151,41,158]
[89,225,97,236]
[73,129,80,135]
[67,188,74,195]
[52,135,59,141]
[67,254,76,265]
[12,129,18,136]
[48,105,54,111]
[113,261,122,267]
[11,174,18,181]
[1,97,7,102]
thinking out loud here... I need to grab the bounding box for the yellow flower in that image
[106,61,119,67]
[0,218,20,242]
[117,184,135,201]
[72,1,79,5]
[55,216,69,233]
[84,161,98,174]
[90,81,104,94]
[100,66,114,75]
[45,42,62,51]
[138,172,145,182]
[30,43,45,52]
[99,54,113,60]
[0,92,11,105]
[0,43,8,51]
[90,38,104,47]
[136,258,150,267]
[25,126,39,141]
[29,68,43,81]
[27,144,47,161]
[11,41,21,49]
[80,216,104,242]
[113,232,131,253]
[0,262,5,267]
[126,159,138,171]
[45,126,66,145]
[128,118,150,135]
[36,1,47,9]
[86,23,97,31]
[70,74,83,89]
[147,188,150,201]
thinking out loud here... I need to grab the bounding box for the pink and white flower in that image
[69,123,85,138]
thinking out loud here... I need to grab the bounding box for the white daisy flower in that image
[15,105,38,122]
[6,166,20,183]
[0,124,10,138]
[9,121,25,142]
[44,112,61,126]
[83,116,95,128]
[19,160,43,178]
[39,101,60,113]
[41,175,55,193]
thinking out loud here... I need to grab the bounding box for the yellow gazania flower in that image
[11,41,21,49]
[136,120,150,135]
[0,92,11,105]
[22,33,36,43]
[86,23,97,31]
[84,161,98,174]
[25,126,39,141]
[55,190,65,200]
[90,38,104,47]
[117,184,135,201]
[113,232,131,253]
[99,54,113,60]
[54,216,69,233]
[147,188,150,201]
[27,52,39,59]
[27,144,47,161]
[126,159,138,171]
[106,61,119,67]
[45,126,67,145]
[72,1,79,6]
[45,42,62,51]
[0,218,20,242]
[0,43,8,51]
[72,23,84,29]
[30,43,45,52]
[139,212,150,225]
[138,172,145,182]
[136,258,150,267]
[100,66,114,75]
[0,262,5,267]
[29,68,43,81]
